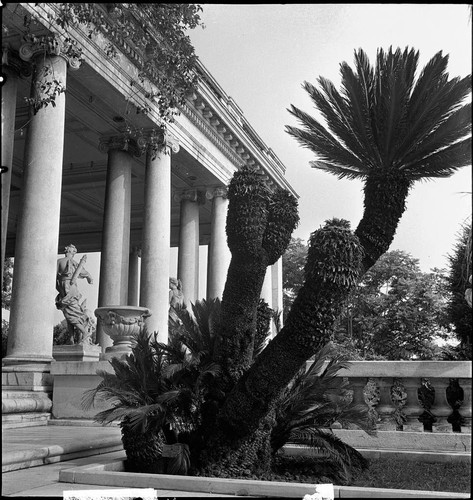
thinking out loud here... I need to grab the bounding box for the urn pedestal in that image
[94,306,151,360]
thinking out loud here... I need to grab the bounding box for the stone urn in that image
[94,305,151,359]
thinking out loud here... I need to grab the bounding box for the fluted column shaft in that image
[206,188,230,300]
[5,53,68,364]
[177,191,201,305]
[140,138,178,343]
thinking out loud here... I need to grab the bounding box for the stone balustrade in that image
[332,361,472,434]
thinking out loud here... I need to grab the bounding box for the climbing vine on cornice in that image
[23,3,203,125]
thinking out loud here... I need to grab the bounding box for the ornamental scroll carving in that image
[173,189,206,205]
[2,46,32,78]
[19,35,83,70]
[98,134,146,157]
[206,186,228,201]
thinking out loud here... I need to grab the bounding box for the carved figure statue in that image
[55,244,94,345]
[169,277,185,324]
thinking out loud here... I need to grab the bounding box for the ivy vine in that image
[20,3,203,125]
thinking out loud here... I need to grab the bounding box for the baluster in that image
[458,378,471,433]
[363,378,380,430]
[431,378,452,433]
[376,378,396,430]
[418,378,436,432]
[403,377,424,432]
[391,378,407,431]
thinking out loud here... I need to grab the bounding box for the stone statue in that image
[169,277,185,324]
[55,244,94,345]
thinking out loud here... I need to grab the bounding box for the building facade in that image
[2,3,296,367]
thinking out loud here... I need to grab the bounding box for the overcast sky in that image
[189,4,472,271]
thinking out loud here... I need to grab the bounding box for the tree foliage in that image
[2,258,13,310]
[446,222,472,358]
[24,3,203,122]
[334,250,454,360]
[282,237,308,319]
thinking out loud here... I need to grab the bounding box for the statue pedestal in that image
[52,344,102,362]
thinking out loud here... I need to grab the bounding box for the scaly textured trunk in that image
[121,419,165,473]
[200,221,361,474]
[355,174,411,273]
[218,251,268,386]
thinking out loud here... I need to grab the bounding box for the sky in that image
[188,4,472,271]
[6,4,472,324]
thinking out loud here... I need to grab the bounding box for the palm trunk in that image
[355,174,411,273]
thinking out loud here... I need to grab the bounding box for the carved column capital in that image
[19,34,83,70]
[2,45,32,78]
[173,189,206,204]
[99,134,145,158]
[206,186,228,200]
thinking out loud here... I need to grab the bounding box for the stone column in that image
[3,38,81,364]
[261,267,273,307]
[271,258,284,333]
[176,190,202,305]
[261,266,274,337]
[97,135,142,349]
[140,133,179,343]
[128,246,141,307]
[1,47,31,285]
[206,187,231,300]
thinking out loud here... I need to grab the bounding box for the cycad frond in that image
[289,427,368,482]
[287,46,471,183]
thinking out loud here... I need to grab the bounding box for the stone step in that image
[2,412,51,429]
[2,424,123,472]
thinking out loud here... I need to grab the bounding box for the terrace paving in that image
[1,423,239,497]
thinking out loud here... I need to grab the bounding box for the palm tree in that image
[286,47,471,273]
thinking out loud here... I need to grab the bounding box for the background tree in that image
[446,222,472,359]
[2,258,13,310]
[334,250,454,360]
[282,237,308,319]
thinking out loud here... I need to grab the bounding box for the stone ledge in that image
[2,435,123,472]
[331,429,471,452]
[58,459,470,498]
[50,360,113,376]
[2,412,51,429]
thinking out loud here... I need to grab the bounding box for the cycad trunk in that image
[121,420,165,473]
[199,221,362,475]
[355,174,411,273]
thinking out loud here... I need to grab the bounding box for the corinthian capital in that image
[98,134,145,158]
[19,34,83,70]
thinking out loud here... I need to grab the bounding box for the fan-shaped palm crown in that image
[287,47,471,272]
[287,47,471,181]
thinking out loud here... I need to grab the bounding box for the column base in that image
[2,363,53,430]
[2,355,54,365]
